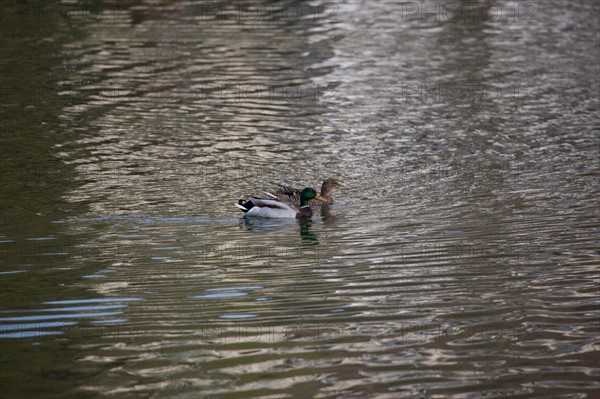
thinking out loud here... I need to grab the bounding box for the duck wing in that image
[249,196,296,210]
[244,196,298,218]
[276,183,300,195]
[275,184,301,202]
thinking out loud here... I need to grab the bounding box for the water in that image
[1,1,598,398]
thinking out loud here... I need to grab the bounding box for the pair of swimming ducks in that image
[236,179,341,219]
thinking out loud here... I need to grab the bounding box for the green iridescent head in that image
[299,187,327,207]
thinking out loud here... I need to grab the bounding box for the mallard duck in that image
[275,178,341,205]
[236,187,326,218]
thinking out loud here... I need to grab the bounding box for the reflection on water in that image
[1,0,599,398]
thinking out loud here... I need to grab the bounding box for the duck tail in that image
[235,199,254,213]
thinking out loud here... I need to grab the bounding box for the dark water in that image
[1,1,598,398]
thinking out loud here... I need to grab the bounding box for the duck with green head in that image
[236,187,327,218]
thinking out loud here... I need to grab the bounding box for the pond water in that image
[1,1,598,398]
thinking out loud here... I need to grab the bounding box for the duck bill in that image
[315,194,328,203]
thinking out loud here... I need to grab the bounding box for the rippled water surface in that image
[1,1,599,398]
